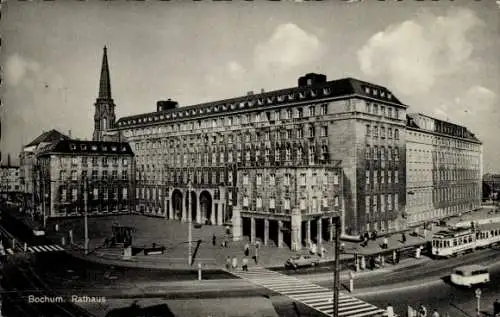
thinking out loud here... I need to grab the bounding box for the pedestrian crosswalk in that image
[231,266,387,317]
[27,244,65,253]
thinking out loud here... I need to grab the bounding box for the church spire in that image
[98,46,112,100]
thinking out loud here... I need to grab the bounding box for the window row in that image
[365,170,399,185]
[365,145,400,161]
[364,102,400,119]
[366,125,400,139]
[365,193,399,214]
[58,187,128,201]
[242,195,340,211]
[242,172,340,187]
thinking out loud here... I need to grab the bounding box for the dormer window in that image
[70,144,76,150]
[133,120,137,124]
[257,98,264,105]
[387,93,392,100]
[323,87,331,95]
[380,91,385,97]
[184,111,189,116]
[166,114,171,119]
[149,117,153,122]
[173,113,177,118]
[373,89,378,96]
[214,106,218,112]
[199,109,204,114]
[277,95,285,102]
[121,146,127,152]
[222,104,227,111]
[288,93,295,100]
[160,115,164,120]
[179,112,183,117]
[311,89,317,97]
[364,87,370,94]
[239,102,245,108]
[111,146,117,151]
[80,145,87,150]
[91,145,98,151]
[299,92,306,99]
[102,145,108,151]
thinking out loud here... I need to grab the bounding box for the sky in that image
[1,0,499,172]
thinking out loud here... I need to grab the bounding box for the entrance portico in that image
[166,186,225,225]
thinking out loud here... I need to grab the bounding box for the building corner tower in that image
[93,46,116,141]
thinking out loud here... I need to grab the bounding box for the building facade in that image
[483,173,500,200]
[0,164,21,194]
[35,140,135,217]
[19,129,72,211]
[234,165,342,251]
[405,114,482,226]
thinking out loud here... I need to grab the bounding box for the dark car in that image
[285,255,320,269]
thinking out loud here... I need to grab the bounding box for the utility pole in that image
[83,177,89,255]
[475,288,481,317]
[188,181,192,266]
[333,215,341,317]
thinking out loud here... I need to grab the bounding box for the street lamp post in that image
[475,288,481,316]
[188,181,192,266]
[83,177,89,255]
[332,215,341,317]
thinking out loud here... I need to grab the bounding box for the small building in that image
[0,156,21,199]
[34,140,135,217]
[233,163,343,251]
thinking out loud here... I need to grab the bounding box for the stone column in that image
[317,218,323,247]
[187,190,192,222]
[264,219,269,246]
[196,192,201,224]
[210,202,216,225]
[291,208,302,252]
[329,217,334,242]
[232,206,242,241]
[305,220,311,247]
[250,217,256,243]
[182,190,187,222]
[217,203,223,225]
[169,197,174,220]
[277,220,284,248]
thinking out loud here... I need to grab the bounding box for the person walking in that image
[212,234,216,247]
[383,237,389,249]
[244,243,250,257]
[225,256,231,270]
[254,242,260,264]
[402,232,407,243]
[419,304,428,317]
[242,257,248,271]
[232,256,238,270]
[321,245,326,258]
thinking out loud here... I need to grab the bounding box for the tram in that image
[431,222,500,258]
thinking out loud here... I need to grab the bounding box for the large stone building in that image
[483,173,500,201]
[92,47,482,245]
[34,140,135,217]
[405,114,482,226]
[19,129,72,210]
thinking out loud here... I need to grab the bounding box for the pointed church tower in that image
[93,46,116,141]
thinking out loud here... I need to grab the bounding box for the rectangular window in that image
[388,171,392,184]
[243,196,249,207]
[395,193,399,210]
[284,174,290,186]
[322,197,328,208]
[220,171,225,184]
[334,196,339,207]
[366,125,371,136]
[72,188,78,202]
[366,196,370,214]
[373,126,378,137]
[269,198,276,209]
[395,170,399,183]
[321,126,327,137]
[256,197,262,209]
[333,173,339,185]
[311,174,317,186]
[323,173,328,185]
[284,198,291,210]
[388,128,393,139]
[256,174,262,185]
[320,104,327,115]
[312,197,317,212]
[270,174,276,186]
[309,127,315,138]
[243,174,249,185]
[387,194,392,211]
[228,172,233,185]
[381,127,386,138]
[381,170,385,184]
[299,174,306,186]
[366,170,370,184]
[71,170,77,181]
[309,106,315,117]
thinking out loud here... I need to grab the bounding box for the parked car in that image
[285,255,320,269]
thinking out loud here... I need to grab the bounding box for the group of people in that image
[309,242,327,257]
[224,241,261,271]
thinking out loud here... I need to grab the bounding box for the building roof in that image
[36,140,134,157]
[114,76,406,128]
[25,129,72,147]
[406,113,480,143]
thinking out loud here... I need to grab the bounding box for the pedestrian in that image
[225,256,231,270]
[242,257,248,271]
[212,234,216,246]
[321,246,326,258]
[340,242,345,252]
[419,304,427,317]
[431,309,439,317]
[254,242,259,264]
[386,304,394,317]
[395,250,400,264]
[232,256,238,270]
[402,232,407,243]
[244,243,250,257]
[383,237,388,249]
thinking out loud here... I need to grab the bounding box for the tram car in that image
[431,222,500,258]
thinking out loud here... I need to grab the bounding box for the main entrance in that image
[199,190,213,224]
[172,189,183,220]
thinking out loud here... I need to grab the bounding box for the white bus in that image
[431,222,500,258]
[450,265,490,287]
